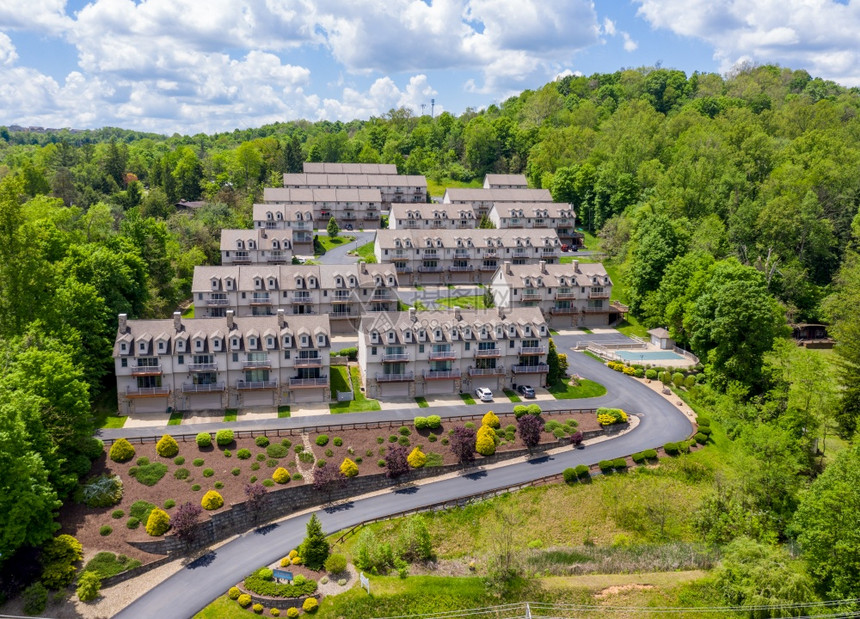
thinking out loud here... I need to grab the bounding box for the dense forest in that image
[1,64,859,612]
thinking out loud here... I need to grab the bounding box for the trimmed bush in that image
[202,468,214,477]
[273,467,290,484]
[112,509,124,519]
[130,461,168,486]
[192,458,205,467]
[99,525,112,536]
[672,372,685,387]
[196,433,212,448]
[562,467,577,483]
[126,517,140,529]
[397,435,410,447]
[281,439,292,448]
[174,467,190,480]
[174,456,185,465]
[315,435,329,446]
[340,458,359,478]
[215,429,234,446]
[76,571,102,602]
[156,434,179,458]
[266,444,288,459]
[482,411,500,429]
[145,508,170,536]
[694,432,708,444]
[645,369,658,380]
[287,608,300,618]
[109,438,135,463]
[253,603,264,614]
[426,415,441,429]
[475,425,496,456]
[303,598,319,613]
[527,404,541,415]
[575,464,590,479]
[22,582,48,615]
[201,490,224,510]
[407,447,426,468]
[333,437,343,447]
[598,460,614,472]
[164,498,176,509]
[80,474,124,508]
[698,425,712,436]
[237,594,252,608]
[324,553,347,574]
[513,405,528,419]
[232,467,241,476]
[663,442,680,456]
[262,479,275,487]
[271,609,280,617]
[613,458,627,470]
[684,375,697,389]
[643,448,658,460]
[696,416,711,427]
[632,451,646,464]
[237,448,252,459]
[191,484,201,491]
[414,416,428,430]
[398,426,411,436]
[228,587,241,600]
[596,407,628,426]
[255,435,270,448]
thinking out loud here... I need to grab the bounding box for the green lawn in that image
[460,392,476,405]
[415,397,429,408]
[503,388,521,402]
[330,365,381,413]
[100,415,127,429]
[352,241,377,263]
[167,411,183,425]
[223,409,238,422]
[181,304,194,318]
[193,595,258,619]
[435,295,488,310]
[548,378,607,399]
[277,405,291,418]
[91,387,126,429]
[426,177,481,198]
[314,234,355,255]
[582,350,605,363]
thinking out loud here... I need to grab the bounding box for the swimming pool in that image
[615,350,687,362]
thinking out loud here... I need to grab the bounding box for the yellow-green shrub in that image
[340,458,359,477]
[291,556,302,565]
[280,556,291,567]
[272,467,290,484]
[253,603,264,614]
[237,593,252,608]
[201,490,224,510]
[476,425,496,456]
[271,609,280,617]
[145,508,170,536]
[481,411,500,429]
[109,438,135,463]
[622,366,636,376]
[228,587,241,600]
[156,434,179,458]
[407,447,426,468]
[288,549,298,559]
[302,597,318,613]
[286,608,299,618]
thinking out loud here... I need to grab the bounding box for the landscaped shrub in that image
[694,432,708,444]
[201,490,224,510]
[145,508,170,536]
[237,448,252,459]
[575,464,590,480]
[634,368,645,378]
[266,444,288,458]
[232,467,241,476]
[645,369,658,380]
[191,484,201,491]
[287,608,300,618]
[202,468,214,477]
[174,456,185,465]
[659,371,672,385]
[482,411,500,429]
[137,456,150,466]
[273,467,290,484]
[130,461,168,486]
[126,517,140,529]
[303,598,319,613]
[570,430,584,446]
[215,429,234,446]
[475,425,496,456]
[613,458,627,470]
[271,608,280,616]
[237,594,252,608]
[598,460,614,472]
[643,448,658,460]
[99,525,112,536]
[698,425,712,436]
[596,407,628,426]
[340,458,359,477]
[109,438,135,463]
[414,416,428,430]
[663,442,680,456]
[253,603,264,614]
[174,468,190,480]
[464,421,476,430]
[316,459,327,468]
[243,567,318,597]
[255,436,270,448]
[333,346,358,361]
[316,435,329,446]
[214,481,224,489]
[22,582,48,615]
[196,433,212,448]
[193,458,205,466]
[333,437,343,446]
[164,499,176,509]
[407,447,426,468]
[80,474,124,507]
[156,434,179,458]
[227,587,241,600]
[76,570,101,602]
[397,435,410,447]
[632,451,646,464]
[684,375,697,389]
[672,372,685,387]
[324,553,347,574]
[281,438,292,448]
[696,416,711,427]
[622,366,636,376]
[112,509,124,519]
[399,426,411,436]
[298,452,314,463]
[426,415,441,429]
[562,468,577,483]
[262,479,274,487]
[527,404,541,415]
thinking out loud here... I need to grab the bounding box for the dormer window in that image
[336,277,343,287]
[308,277,316,288]
[177,340,185,352]
[266,211,273,220]
[317,334,325,346]
[213,339,221,351]
[276,211,283,220]
[139,342,146,353]
[349,277,356,287]
[509,326,516,337]
[226,278,234,290]
[525,326,531,336]
[301,335,309,347]
[387,331,395,343]
[249,337,257,349]
[296,277,304,288]
[371,331,379,344]
[419,329,426,340]
[254,278,262,290]
[375,277,382,286]
[404,331,412,342]
[282,336,291,347]
[195,339,203,350]
[267,337,275,349]
[237,240,244,249]
[268,278,276,288]
[272,240,279,250]
[211,279,218,290]
[231,337,239,348]
[158,341,165,352]
[387,277,394,286]
[540,326,547,335]
[435,329,442,341]
[451,328,458,339]
[120,343,127,353]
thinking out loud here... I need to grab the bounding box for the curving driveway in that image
[113,352,692,619]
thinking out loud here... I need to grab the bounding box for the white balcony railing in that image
[423,369,461,380]
[376,371,415,382]
[237,380,278,390]
[182,382,225,393]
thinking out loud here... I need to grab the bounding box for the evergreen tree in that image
[299,514,330,570]
[546,339,561,385]
[326,216,340,239]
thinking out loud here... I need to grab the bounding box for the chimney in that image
[359,260,367,274]
[277,308,285,328]
[226,309,235,330]
[409,307,417,322]
[539,260,546,274]
[454,307,462,321]
[173,311,182,332]
[504,261,512,275]
[573,260,579,273]
[118,313,128,333]
[497,307,506,320]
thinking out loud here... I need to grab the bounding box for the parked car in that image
[561,244,570,252]
[475,387,493,402]
[345,223,354,231]
[517,384,536,398]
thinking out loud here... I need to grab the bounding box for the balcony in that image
[429,349,456,361]
[376,371,415,382]
[588,291,611,299]
[475,347,501,358]
[541,248,559,256]
[424,369,461,380]
[126,386,170,397]
[521,292,542,301]
[292,221,313,230]
[395,265,413,273]
[330,310,353,318]
[418,265,444,273]
[422,251,439,259]
[342,213,357,221]
[513,248,529,257]
[480,263,499,272]
[519,346,547,355]
[206,296,229,306]
[243,359,272,369]
[237,380,278,390]
[371,290,393,300]
[294,233,314,243]
[331,292,353,303]
[250,293,271,305]
[551,306,578,315]
[294,356,322,368]
[454,250,470,258]
[131,362,162,376]
[468,366,505,376]
[292,293,311,302]
[233,252,251,263]
[382,352,410,363]
[268,251,289,263]
[188,362,217,372]
[393,250,408,259]
[288,376,329,388]
[484,249,498,257]
[449,265,474,272]
[363,213,378,220]
[584,306,608,313]
[555,291,579,300]
[182,382,225,393]
[512,363,550,374]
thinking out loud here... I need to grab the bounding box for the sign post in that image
[359,571,370,594]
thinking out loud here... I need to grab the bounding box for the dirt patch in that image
[60,412,599,566]
[594,583,655,599]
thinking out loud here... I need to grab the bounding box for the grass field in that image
[426,177,481,197]
[181,304,194,318]
[223,409,238,422]
[330,365,381,413]
[503,388,521,402]
[548,378,607,399]
[315,234,355,255]
[434,294,488,310]
[277,405,291,418]
[167,411,183,425]
[352,241,377,263]
[415,397,429,408]
[460,392,476,405]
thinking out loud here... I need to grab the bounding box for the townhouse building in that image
[252,203,315,254]
[220,229,293,265]
[442,187,553,217]
[374,229,562,285]
[114,311,332,414]
[490,260,614,328]
[358,307,550,399]
[483,174,529,189]
[262,187,384,229]
[282,172,426,206]
[389,203,478,230]
[303,162,397,174]
[487,202,581,246]
[192,263,399,333]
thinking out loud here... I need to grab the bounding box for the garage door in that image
[243,391,275,407]
[471,376,499,391]
[381,383,410,398]
[424,380,453,395]
[187,393,222,411]
[292,389,325,404]
[134,398,168,414]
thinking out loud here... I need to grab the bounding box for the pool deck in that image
[613,344,697,368]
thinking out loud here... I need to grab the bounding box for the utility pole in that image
[420,103,426,116]
[431,98,435,118]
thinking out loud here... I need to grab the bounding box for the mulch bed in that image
[60,412,600,565]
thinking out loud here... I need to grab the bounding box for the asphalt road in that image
[113,352,692,619]
[315,230,376,265]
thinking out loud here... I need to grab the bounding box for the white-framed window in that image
[139,342,146,353]
[231,338,239,348]
[249,337,257,348]
[301,335,309,347]
[317,334,325,346]
[267,337,275,349]
[120,343,127,353]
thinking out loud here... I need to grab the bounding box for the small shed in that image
[648,328,674,350]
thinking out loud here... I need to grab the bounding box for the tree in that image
[313,462,346,493]
[628,213,685,315]
[244,483,268,523]
[477,215,496,229]
[517,414,543,449]
[76,570,101,602]
[395,517,433,562]
[546,339,562,385]
[299,514,329,571]
[170,502,202,544]
[824,251,860,437]
[283,136,304,173]
[792,445,860,599]
[326,216,339,239]
[450,426,476,464]
[384,446,409,478]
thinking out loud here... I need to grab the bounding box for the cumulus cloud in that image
[635,0,860,85]
[0,31,17,65]
[319,74,439,121]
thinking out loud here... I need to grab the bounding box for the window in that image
[231,338,239,348]
[121,358,127,367]
[120,343,127,353]
[509,340,514,348]
[465,342,470,351]
[418,344,424,354]
[249,337,257,348]
[267,337,274,349]
[317,335,325,346]
[284,350,290,359]
[301,336,309,347]
[371,346,377,355]
[177,355,184,365]
[232,353,239,362]
[195,339,203,350]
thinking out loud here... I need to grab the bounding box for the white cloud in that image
[622,32,638,52]
[319,74,439,120]
[635,0,860,85]
[0,0,73,34]
[0,31,17,65]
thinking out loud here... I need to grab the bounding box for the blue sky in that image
[0,1,858,134]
